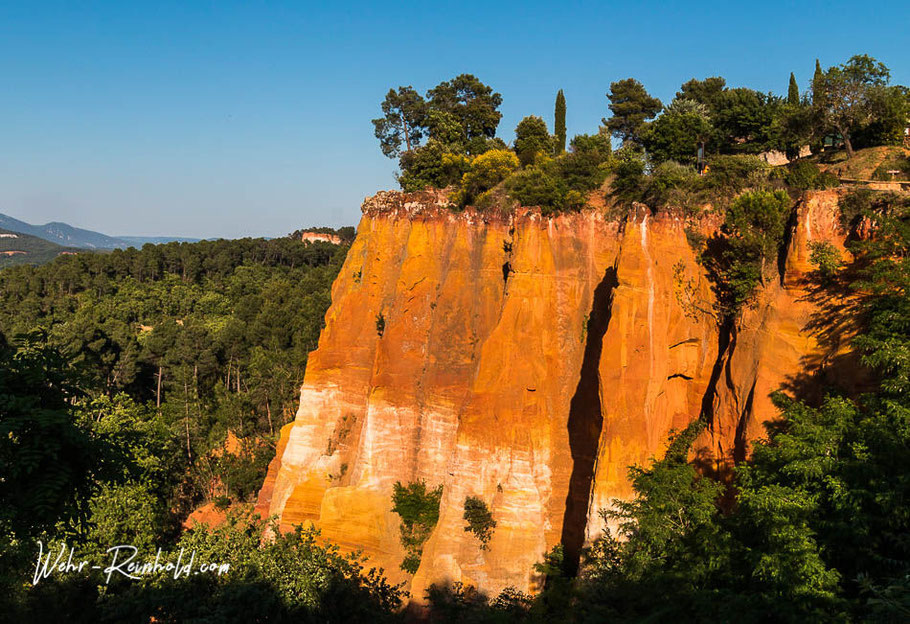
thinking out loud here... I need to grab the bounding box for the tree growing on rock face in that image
[514,115,553,166]
[603,78,663,146]
[372,86,428,158]
[813,54,891,157]
[554,89,567,154]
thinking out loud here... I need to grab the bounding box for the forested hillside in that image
[0,235,344,488]
[0,228,81,268]
[0,236,404,620]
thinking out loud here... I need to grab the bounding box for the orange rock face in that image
[256,189,848,599]
[300,232,342,245]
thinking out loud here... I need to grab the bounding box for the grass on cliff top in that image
[815,145,910,180]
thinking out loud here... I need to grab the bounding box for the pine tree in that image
[554,89,567,154]
[603,78,663,146]
[788,72,799,105]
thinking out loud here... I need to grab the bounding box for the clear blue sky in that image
[1,1,907,238]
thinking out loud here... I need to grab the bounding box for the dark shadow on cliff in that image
[779,261,874,404]
[560,266,619,577]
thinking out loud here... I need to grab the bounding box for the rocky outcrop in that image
[301,232,343,245]
[256,189,847,598]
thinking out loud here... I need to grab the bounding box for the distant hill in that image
[0,228,83,268]
[0,213,129,249]
[0,213,201,249]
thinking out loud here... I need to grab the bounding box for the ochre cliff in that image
[256,189,847,598]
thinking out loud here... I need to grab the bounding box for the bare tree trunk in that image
[403,118,411,153]
[194,364,201,420]
[842,131,854,159]
[266,399,274,436]
[156,366,163,408]
[184,378,192,462]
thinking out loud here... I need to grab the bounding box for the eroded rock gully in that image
[256,189,848,598]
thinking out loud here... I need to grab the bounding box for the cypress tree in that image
[788,72,799,105]
[554,89,567,154]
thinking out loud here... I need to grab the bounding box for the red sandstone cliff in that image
[256,189,847,598]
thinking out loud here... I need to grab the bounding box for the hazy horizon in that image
[2,1,907,239]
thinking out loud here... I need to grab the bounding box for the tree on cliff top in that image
[514,115,553,167]
[813,54,891,158]
[554,89,567,154]
[426,74,503,148]
[603,78,663,146]
[676,76,727,115]
[372,86,428,158]
[641,99,713,165]
[788,72,800,105]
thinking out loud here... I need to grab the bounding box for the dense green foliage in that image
[377,53,906,220]
[0,236,385,620]
[812,55,904,157]
[514,116,553,167]
[603,78,663,146]
[373,74,506,194]
[612,152,772,212]
[427,74,504,145]
[699,189,791,319]
[391,481,443,574]
[0,334,107,540]
[641,99,713,164]
[397,140,472,191]
[101,513,403,623]
[9,511,404,623]
[784,159,840,190]
[454,149,520,207]
[0,238,342,444]
[505,145,608,214]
